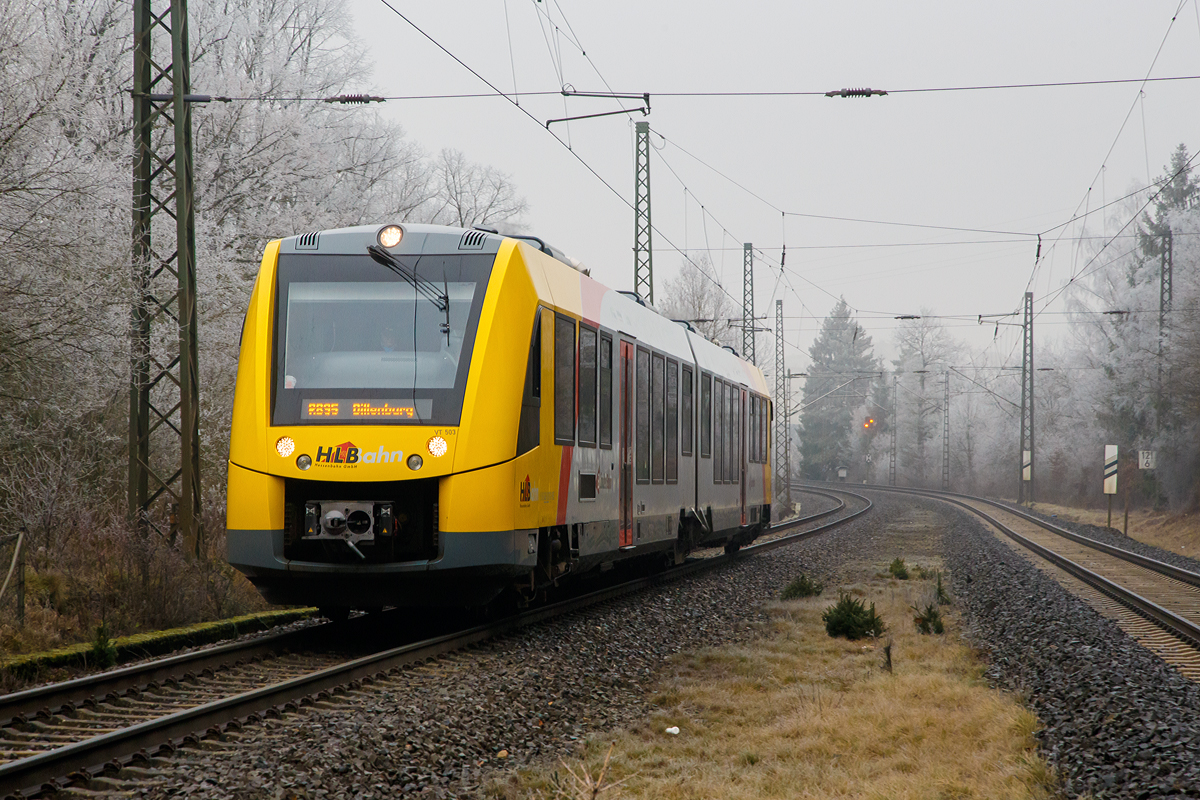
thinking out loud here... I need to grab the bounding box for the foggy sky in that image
[345,0,1200,370]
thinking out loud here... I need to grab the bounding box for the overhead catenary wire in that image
[220,73,1200,103]
[1025,0,1191,295]
[369,1,1196,379]
[1036,144,1200,311]
[372,0,746,311]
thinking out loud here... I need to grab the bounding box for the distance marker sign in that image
[1104,445,1118,495]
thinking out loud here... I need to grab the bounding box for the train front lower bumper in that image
[227,528,537,608]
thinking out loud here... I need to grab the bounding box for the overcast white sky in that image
[345,0,1200,372]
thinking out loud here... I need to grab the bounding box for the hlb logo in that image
[520,474,531,502]
[315,441,360,465]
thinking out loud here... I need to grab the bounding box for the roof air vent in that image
[296,231,320,250]
[617,290,648,308]
[459,229,488,251]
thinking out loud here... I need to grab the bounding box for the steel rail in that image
[0,492,872,798]
[0,488,851,728]
[0,623,327,728]
[845,483,1200,651]
[753,487,872,554]
[784,487,847,523]
[860,483,1200,588]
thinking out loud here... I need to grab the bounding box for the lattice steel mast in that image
[129,0,201,554]
[633,121,653,303]
[941,371,950,491]
[889,375,897,487]
[774,300,789,509]
[742,244,755,364]
[1158,230,1173,414]
[1017,292,1034,505]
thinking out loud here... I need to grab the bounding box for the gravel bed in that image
[941,498,1200,799]
[128,505,879,799]
[994,499,1200,576]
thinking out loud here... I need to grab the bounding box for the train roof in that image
[273,223,769,395]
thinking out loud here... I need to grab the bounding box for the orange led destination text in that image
[352,402,415,418]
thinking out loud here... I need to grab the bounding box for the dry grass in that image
[0,507,267,662]
[499,572,1057,800]
[1031,500,1200,559]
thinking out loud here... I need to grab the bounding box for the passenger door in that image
[619,340,635,547]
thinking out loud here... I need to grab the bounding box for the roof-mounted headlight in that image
[378,225,404,248]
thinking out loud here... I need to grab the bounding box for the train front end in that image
[226,224,536,611]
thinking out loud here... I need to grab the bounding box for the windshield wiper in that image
[367,245,449,312]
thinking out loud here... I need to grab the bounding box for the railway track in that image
[0,489,869,798]
[852,483,1200,680]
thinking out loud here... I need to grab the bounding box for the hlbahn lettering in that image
[316,441,360,465]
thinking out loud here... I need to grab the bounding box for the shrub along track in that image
[856,484,1200,680]
[0,489,869,799]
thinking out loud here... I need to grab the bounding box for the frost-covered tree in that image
[1066,143,1200,508]
[892,314,959,487]
[657,254,739,348]
[0,0,532,621]
[798,299,880,480]
[422,149,529,229]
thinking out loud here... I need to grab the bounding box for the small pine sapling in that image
[822,593,886,640]
[912,602,945,635]
[781,574,823,599]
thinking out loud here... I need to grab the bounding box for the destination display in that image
[301,400,418,420]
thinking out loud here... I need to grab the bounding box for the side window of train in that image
[724,386,734,482]
[516,311,542,456]
[729,385,739,482]
[761,396,768,461]
[759,396,767,462]
[578,325,598,447]
[599,333,612,449]
[700,372,712,459]
[754,395,763,463]
[724,383,734,484]
[636,347,650,483]
[714,379,724,483]
[763,398,772,460]
[651,352,665,483]
[749,396,758,463]
[748,396,755,463]
[768,399,774,457]
[681,365,693,457]
[554,313,576,445]
[666,360,678,482]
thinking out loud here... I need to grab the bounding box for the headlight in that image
[427,436,448,457]
[378,225,404,248]
[407,453,423,471]
[276,437,295,457]
[296,454,312,470]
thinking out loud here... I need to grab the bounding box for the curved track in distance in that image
[847,483,1200,679]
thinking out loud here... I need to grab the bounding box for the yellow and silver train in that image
[226,223,772,614]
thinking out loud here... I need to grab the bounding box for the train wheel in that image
[724,541,741,556]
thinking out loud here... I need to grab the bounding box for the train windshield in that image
[272,252,494,426]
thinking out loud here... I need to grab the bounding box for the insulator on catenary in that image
[824,87,888,98]
[324,94,386,104]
